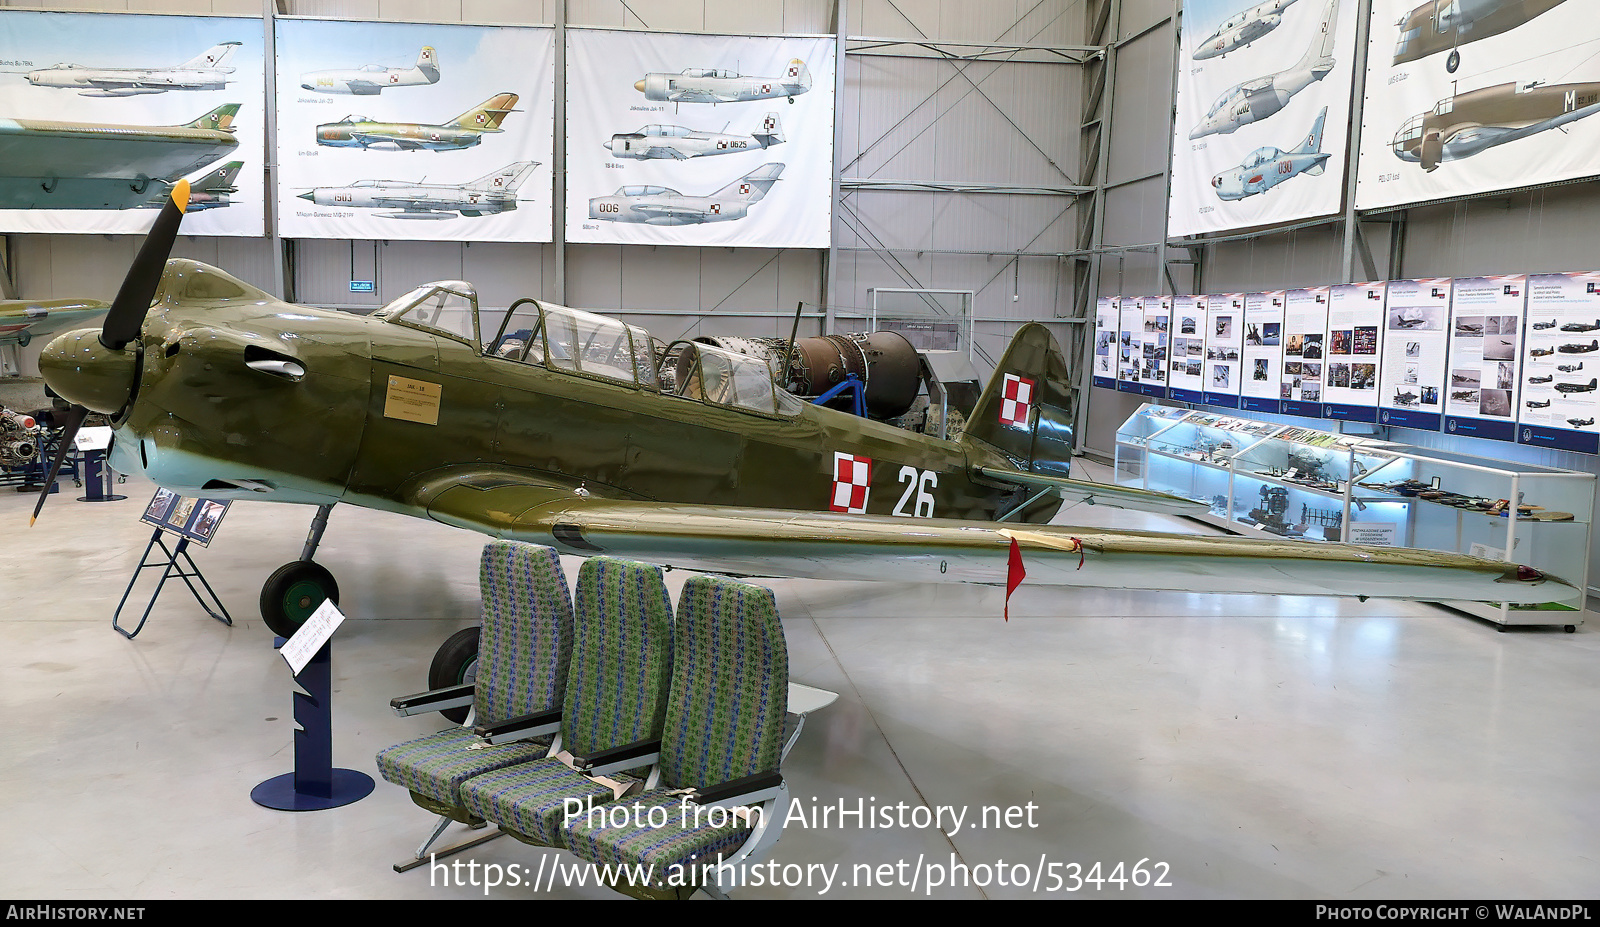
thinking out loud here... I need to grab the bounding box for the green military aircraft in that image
[0,298,108,348]
[29,187,1573,682]
[316,93,518,152]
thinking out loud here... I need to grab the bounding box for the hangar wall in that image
[0,0,1083,374]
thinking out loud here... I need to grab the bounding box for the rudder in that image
[962,322,1074,476]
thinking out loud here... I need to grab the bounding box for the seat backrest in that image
[659,576,788,790]
[561,557,675,757]
[474,541,573,725]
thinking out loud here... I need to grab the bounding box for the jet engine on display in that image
[0,409,40,467]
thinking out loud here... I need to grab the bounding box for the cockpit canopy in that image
[641,124,693,137]
[338,114,369,123]
[617,185,677,197]
[681,68,739,78]
[1394,112,1426,145]
[666,341,805,417]
[1207,86,1241,118]
[359,64,387,72]
[1241,147,1282,169]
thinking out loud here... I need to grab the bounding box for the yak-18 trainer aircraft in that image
[29,187,1574,682]
[605,113,784,161]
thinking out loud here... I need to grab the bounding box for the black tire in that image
[1447,50,1460,73]
[428,627,480,724]
[259,560,339,638]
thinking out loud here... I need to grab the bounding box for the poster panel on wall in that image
[565,29,834,249]
[1516,272,1600,454]
[1167,0,1359,237]
[1444,275,1525,442]
[275,18,554,242]
[1377,278,1450,431]
[1321,282,1385,422]
[1168,295,1208,403]
[1356,1,1600,211]
[1094,297,1118,389]
[1204,293,1245,408]
[0,10,264,235]
[1116,296,1143,393]
[1281,286,1329,417]
[1241,291,1286,413]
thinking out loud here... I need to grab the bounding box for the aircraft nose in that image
[38,328,139,416]
[634,79,645,92]
[297,191,315,202]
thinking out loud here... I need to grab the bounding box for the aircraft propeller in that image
[30,180,190,526]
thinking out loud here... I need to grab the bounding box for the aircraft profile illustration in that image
[1527,398,1551,408]
[0,298,107,348]
[1394,388,1420,406]
[25,42,239,97]
[1532,319,1557,329]
[589,163,783,225]
[143,160,243,212]
[301,46,440,95]
[1190,0,1339,139]
[1560,319,1600,332]
[1455,319,1484,334]
[1393,0,1570,72]
[1554,378,1596,393]
[1194,0,1301,60]
[1529,374,1554,383]
[1558,340,1598,353]
[1568,417,1594,427]
[1392,80,1600,172]
[1211,107,1329,201]
[606,112,784,160]
[634,59,812,105]
[26,188,1570,674]
[1531,346,1554,357]
[316,92,517,151]
[1558,362,1584,373]
[1394,309,1430,328]
[0,103,239,210]
[296,161,537,220]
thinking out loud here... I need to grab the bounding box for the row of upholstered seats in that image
[374,541,816,900]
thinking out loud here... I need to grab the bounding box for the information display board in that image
[1093,297,1118,390]
[1168,295,1207,404]
[1444,275,1525,443]
[1240,291,1286,413]
[1281,286,1330,417]
[141,488,231,547]
[1203,293,1245,408]
[1321,282,1385,422]
[1377,278,1451,431]
[1517,272,1600,454]
[1116,296,1142,393]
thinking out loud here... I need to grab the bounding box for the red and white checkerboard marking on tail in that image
[829,452,872,513]
[999,374,1034,427]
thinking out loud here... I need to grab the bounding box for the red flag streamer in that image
[1005,536,1025,621]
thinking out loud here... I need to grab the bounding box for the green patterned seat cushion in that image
[657,576,789,791]
[375,728,551,806]
[459,759,626,847]
[474,541,573,726]
[562,557,674,757]
[562,788,753,888]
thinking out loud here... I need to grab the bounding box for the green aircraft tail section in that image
[450,92,518,131]
[962,322,1074,476]
[185,103,241,132]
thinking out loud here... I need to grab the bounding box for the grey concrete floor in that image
[2,462,1598,899]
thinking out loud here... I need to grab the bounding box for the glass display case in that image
[1116,403,1593,628]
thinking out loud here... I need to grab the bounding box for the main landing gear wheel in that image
[1447,50,1461,73]
[428,627,480,725]
[260,560,340,638]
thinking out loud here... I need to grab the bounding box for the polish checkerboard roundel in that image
[739,183,751,195]
[830,452,871,513]
[787,64,800,77]
[764,115,776,130]
[999,374,1034,427]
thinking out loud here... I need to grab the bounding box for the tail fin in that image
[1292,0,1339,75]
[415,46,440,83]
[181,42,240,70]
[962,323,1075,476]
[781,58,812,94]
[712,163,783,202]
[752,111,784,147]
[449,92,518,130]
[193,160,243,192]
[184,103,241,132]
[1297,106,1329,155]
[466,161,538,193]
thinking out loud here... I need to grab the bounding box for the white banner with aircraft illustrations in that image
[1167,0,1359,238]
[565,29,834,248]
[0,10,264,236]
[275,18,554,242]
[1356,0,1600,211]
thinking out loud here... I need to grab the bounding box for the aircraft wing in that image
[971,466,1212,518]
[631,201,708,218]
[645,146,690,160]
[405,468,1572,605]
[345,80,382,95]
[352,132,428,150]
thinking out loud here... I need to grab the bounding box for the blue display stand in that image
[76,447,126,502]
[251,638,374,811]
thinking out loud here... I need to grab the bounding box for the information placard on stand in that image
[113,489,233,639]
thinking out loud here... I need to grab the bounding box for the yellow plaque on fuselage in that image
[384,375,442,425]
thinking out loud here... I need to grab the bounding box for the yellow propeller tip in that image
[173,179,191,214]
[29,516,36,527]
